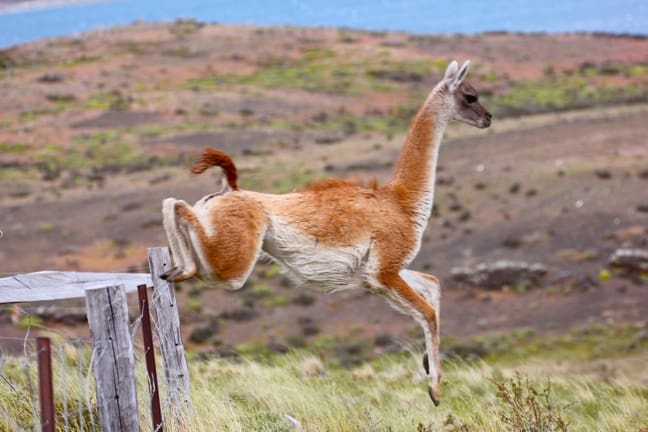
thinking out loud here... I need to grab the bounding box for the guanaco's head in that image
[441,60,492,128]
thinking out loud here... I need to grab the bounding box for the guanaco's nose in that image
[482,111,492,127]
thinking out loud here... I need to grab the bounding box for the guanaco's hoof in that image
[160,267,182,281]
[423,353,429,375]
[428,385,440,407]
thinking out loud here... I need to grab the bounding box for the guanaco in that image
[161,60,491,405]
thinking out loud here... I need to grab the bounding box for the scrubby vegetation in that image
[490,76,648,117]
[186,48,446,95]
[2,25,647,187]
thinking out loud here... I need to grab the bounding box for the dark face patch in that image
[452,81,492,128]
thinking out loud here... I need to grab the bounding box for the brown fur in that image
[173,194,266,281]
[392,109,437,212]
[181,84,453,325]
[297,177,379,192]
[379,272,437,325]
[191,147,239,191]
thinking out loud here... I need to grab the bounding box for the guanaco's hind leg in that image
[162,195,268,289]
[162,199,182,270]
[161,198,198,282]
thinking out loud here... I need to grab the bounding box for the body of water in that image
[0,0,646,48]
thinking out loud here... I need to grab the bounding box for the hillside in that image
[0,22,647,356]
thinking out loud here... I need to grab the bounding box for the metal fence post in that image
[36,337,54,432]
[138,284,164,431]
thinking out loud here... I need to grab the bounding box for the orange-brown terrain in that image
[0,22,647,357]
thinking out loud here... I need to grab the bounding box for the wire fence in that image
[0,247,191,432]
[0,306,156,431]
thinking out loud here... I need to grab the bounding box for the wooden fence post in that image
[147,247,192,416]
[85,284,139,432]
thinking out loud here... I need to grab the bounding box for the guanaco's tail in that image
[191,147,239,191]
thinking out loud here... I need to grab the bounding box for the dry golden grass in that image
[1,334,647,431]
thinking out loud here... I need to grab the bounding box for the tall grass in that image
[1,337,647,431]
[180,353,647,432]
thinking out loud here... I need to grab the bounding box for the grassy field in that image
[1,326,646,431]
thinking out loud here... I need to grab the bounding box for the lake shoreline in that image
[1,0,646,49]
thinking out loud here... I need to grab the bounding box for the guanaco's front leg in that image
[378,271,441,406]
[401,270,441,398]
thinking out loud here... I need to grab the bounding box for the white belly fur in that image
[262,216,372,292]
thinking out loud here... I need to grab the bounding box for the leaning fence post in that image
[138,284,164,431]
[36,337,55,432]
[147,247,192,416]
[85,284,140,432]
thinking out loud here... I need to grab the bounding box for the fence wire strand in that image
[85,346,99,432]
[22,356,40,429]
[59,344,70,432]
[75,338,88,432]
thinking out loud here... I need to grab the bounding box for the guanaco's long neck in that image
[390,86,448,224]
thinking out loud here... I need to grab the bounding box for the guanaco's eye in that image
[465,94,478,103]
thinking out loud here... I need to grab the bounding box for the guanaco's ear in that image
[443,60,459,82]
[447,60,470,92]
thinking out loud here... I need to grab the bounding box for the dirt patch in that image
[145,129,321,155]
[71,110,164,129]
